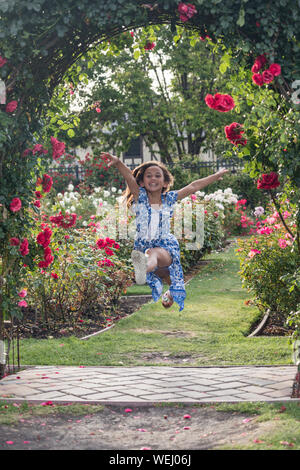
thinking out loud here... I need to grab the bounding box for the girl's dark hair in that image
[123,161,174,207]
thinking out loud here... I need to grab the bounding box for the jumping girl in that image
[101,153,228,311]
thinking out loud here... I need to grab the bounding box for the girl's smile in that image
[141,166,166,194]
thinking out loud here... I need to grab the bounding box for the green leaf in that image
[67,129,75,137]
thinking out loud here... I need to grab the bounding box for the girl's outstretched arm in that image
[101,152,139,200]
[177,168,229,201]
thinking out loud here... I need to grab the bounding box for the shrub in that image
[236,205,300,327]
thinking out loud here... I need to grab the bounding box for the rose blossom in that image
[41,174,53,193]
[224,122,247,146]
[268,63,281,76]
[144,42,155,50]
[252,73,264,86]
[205,93,235,112]
[5,100,18,113]
[262,69,274,84]
[18,289,27,298]
[257,172,280,189]
[10,237,20,246]
[178,2,197,22]
[19,239,29,256]
[18,300,28,308]
[278,238,288,249]
[51,137,65,160]
[0,56,7,67]
[9,197,22,212]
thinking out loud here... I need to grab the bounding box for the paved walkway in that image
[0,365,298,404]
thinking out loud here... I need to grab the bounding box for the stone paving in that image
[0,365,298,404]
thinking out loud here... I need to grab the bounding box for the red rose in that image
[268,63,281,76]
[144,42,155,51]
[19,239,29,256]
[10,237,20,246]
[178,2,197,22]
[9,197,22,212]
[252,73,264,86]
[205,93,235,112]
[37,228,52,247]
[224,122,247,146]
[42,174,53,193]
[262,69,274,84]
[35,191,42,199]
[34,200,41,208]
[51,137,65,160]
[0,56,7,67]
[5,100,18,113]
[257,172,280,189]
[32,144,48,155]
[254,54,267,70]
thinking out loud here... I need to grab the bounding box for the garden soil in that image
[0,403,273,450]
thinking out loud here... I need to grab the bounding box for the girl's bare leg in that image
[145,248,172,273]
[146,248,174,308]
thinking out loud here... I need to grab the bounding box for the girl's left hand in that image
[215,168,229,180]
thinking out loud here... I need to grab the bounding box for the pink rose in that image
[18,289,27,298]
[9,197,22,212]
[5,100,18,113]
[18,300,28,308]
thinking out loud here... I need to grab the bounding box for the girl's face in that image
[141,166,166,193]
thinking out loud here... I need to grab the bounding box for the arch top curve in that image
[1,0,300,106]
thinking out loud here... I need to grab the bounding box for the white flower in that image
[118,189,123,194]
[68,183,74,191]
[82,221,88,226]
[215,203,225,210]
[103,190,110,197]
[70,205,76,212]
[111,187,117,193]
[224,188,233,195]
[94,187,101,193]
[254,206,265,217]
[57,193,63,200]
[227,196,238,204]
[195,191,205,197]
[204,195,211,201]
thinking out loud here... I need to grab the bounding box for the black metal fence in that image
[48,159,243,181]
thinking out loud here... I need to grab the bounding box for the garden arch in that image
[1,0,300,376]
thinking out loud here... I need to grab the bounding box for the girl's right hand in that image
[100,152,119,168]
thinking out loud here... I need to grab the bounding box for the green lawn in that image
[16,242,293,367]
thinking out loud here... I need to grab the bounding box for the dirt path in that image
[0,404,268,450]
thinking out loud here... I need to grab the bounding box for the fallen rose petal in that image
[137,428,147,432]
[125,408,132,413]
[280,441,294,447]
[6,441,14,445]
[184,414,191,419]
[253,439,264,443]
[140,447,152,450]
[23,441,30,444]
[183,426,190,430]
[242,418,252,423]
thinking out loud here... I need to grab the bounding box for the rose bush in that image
[236,197,299,329]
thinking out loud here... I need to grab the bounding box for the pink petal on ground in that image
[183,414,191,419]
[125,408,132,413]
[6,441,14,445]
[140,447,152,450]
[183,426,190,430]
[242,418,252,423]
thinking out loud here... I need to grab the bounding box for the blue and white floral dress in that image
[132,187,186,311]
